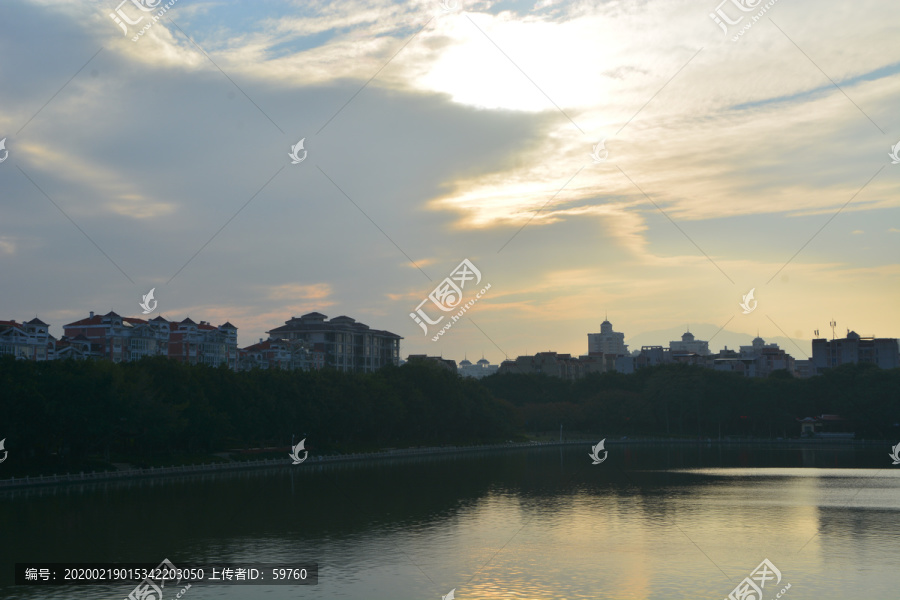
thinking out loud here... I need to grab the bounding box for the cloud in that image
[267,282,332,301]
[0,237,16,255]
[1,0,897,362]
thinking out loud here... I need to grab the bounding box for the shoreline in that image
[0,437,892,490]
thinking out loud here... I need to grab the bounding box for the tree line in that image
[0,356,517,474]
[480,362,900,441]
[1,356,897,475]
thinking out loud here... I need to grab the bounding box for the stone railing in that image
[1,436,884,489]
[0,441,568,489]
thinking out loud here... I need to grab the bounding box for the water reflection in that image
[2,444,898,599]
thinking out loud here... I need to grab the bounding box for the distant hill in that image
[625,323,812,359]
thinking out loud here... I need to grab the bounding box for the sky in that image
[0,0,898,364]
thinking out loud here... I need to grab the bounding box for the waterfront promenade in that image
[1,436,891,490]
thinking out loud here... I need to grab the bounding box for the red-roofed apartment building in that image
[167,317,238,369]
[63,311,238,369]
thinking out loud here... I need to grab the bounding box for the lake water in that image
[3,443,899,600]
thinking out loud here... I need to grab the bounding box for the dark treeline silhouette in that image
[1,357,898,475]
[480,362,900,441]
[0,356,518,474]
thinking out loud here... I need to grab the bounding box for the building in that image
[669,330,709,356]
[739,336,780,358]
[587,319,628,356]
[669,351,705,367]
[239,338,311,371]
[793,359,814,378]
[578,351,619,372]
[52,335,98,360]
[64,311,163,362]
[266,312,401,373]
[458,356,499,379]
[0,318,53,360]
[635,345,669,368]
[724,337,797,378]
[406,354,457,372]
[587,332,798,378]
[498,351,605,380]
[629,344,704,370]
[812,331,900,372]
[752,345,795,378]
[711,346,757,377]
[797,414,853,438]
[577,354,607,375]
[167,318,238,368]
[613,355,635,374]
[63,311,238,369]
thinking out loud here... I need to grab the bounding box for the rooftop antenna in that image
[830,319,836,340]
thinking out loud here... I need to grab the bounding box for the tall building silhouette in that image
[266,312,401,373]
[812,330,899,371]
[587,318,628,356]
[670,329,709,356]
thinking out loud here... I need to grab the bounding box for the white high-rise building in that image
[740,336,779,358]
[670,330,709,356]
[587,319,628,356]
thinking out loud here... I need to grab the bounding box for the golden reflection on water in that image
[6,453,900,600]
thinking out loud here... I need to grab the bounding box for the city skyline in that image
[0,0,898,369]
[4,306,895,366]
